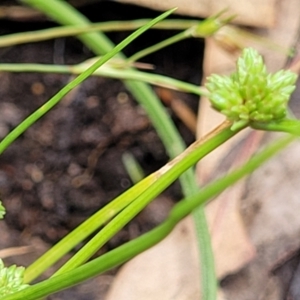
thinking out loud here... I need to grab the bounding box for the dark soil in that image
[0,1,204,299]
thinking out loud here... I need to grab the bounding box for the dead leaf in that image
[105,217,202,300]
[117,0,277,28]
[221,137,300,300]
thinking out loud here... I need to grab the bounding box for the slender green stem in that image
[127,30,190,63]
[4,134,294,300]
[122,152,145,183]
[251,119,300,136]
[0,62,209,97]
[126,12,235,64]
[0,20,200,48]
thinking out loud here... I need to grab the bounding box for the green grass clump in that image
[0,2,299,300]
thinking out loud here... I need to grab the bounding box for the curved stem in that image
[127,30,190,64]
[251,119,300,136]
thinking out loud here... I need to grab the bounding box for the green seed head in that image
[0,259,29,296]
[206,48,298,129]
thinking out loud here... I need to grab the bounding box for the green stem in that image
[127,30,190,63]
[122,152,145,183]
[0,19,200,48]
[0,63,209,97]
[4,134,294,300]
[251,119,300,136]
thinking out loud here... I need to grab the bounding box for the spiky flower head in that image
[0,259,29,296]
[205,48,297,130]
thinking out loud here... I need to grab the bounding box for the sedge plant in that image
[1,3,293,298]
[1,47,299,298]
[0,4,298,300]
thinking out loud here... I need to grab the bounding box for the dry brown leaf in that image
[117,0,277,28]
[105,217,202,300]
[222,137,300,300]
